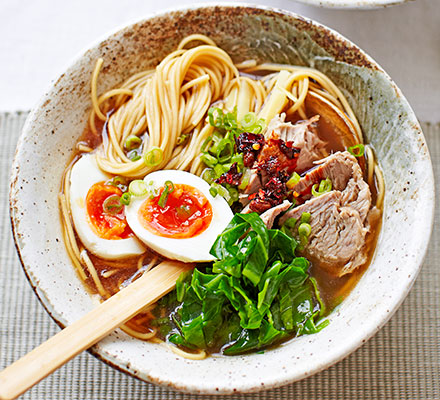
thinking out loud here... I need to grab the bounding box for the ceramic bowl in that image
[10,4,434,394]
[292,0,412,9]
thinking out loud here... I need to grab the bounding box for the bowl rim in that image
[9,2,435,394]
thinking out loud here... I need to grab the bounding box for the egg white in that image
[69,154,146,259]
[125,170,233,262]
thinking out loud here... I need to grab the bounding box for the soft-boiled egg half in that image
[125,170,234,262]
[69,154,145,259]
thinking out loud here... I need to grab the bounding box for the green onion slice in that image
[228,187,239,203]
[201,136,213,153]
[129,180,148,197]
[225,109,238,130]
[107,176,128,191]
[216,138,234,163]
[201,153,218,168]
[300,212,311,223]
[312,178,332,197]
[347,144,365,157]
[124,135,142,151]
[213,163,226,178]
[201,168,216,184]
[127,150,141,161]
[298,222,312,238]
[120,192,131,206]
[209,186,218,197]
[286,172,301,189]
[240,112,257,130]
[253,119,266,134]
[158,180,174,208]
[177,134,189,145]
[238,168,251,190]
[231,153,244,167]
[319,178,332,192]
[209,183,231,203]
[208,107,224,128]
[102,195,123,215]
[144,147,163,167]
[284,217,297,229]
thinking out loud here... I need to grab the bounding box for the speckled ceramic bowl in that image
[10,4,434,394]
[292,0,412,9]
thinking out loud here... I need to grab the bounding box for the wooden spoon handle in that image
[0,260,192,400]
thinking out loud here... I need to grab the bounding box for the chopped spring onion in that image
[312,178,332,197]
[208,132,223,155]
[231,153,244,167]
[201,168,216,184]
[177,134,189,145]
[144,147,163,167]
[216,138,234,163]
[225,110,238,130]
[240,112,257,130]
[238,168,252,190]
[201,153,218,168]
[209,186,218,197]
[102,195,123,214]
[298,222,312,251]
[127,150,141,161]
[158,180,174,208]
[286,172,301,189]
[284,217,297,229]
[208,107,224,128]
[129,180,148,197]
[300,212,311,223]
[201,136,213,152]
[208,107,241,132]
[213,163,226,178]
[120,192,131,206]
[298,223,312,238]
[107,176,128,192]
[347,144,365,158]
[124,135,142,151]
[209,183,231,203]
[228,187,239,203]
[251,119,266,134]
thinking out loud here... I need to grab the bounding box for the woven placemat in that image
[0,112,438,400]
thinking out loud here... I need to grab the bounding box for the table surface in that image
[1,0,439,123]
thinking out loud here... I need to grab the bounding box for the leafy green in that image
[154,212,328,355]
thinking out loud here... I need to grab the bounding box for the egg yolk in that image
[138,184,213,239]
[86,182,133,240]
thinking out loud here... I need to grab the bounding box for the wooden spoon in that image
[0,260,194,400]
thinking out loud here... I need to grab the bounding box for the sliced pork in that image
[279,192,368,275]
[279,151,372,276]
[258,200,291,229]
[291,151,371,221]
[265,114,327,173]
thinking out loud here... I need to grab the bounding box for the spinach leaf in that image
[159,212,328,355]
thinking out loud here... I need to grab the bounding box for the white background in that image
[0,0,438,122]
